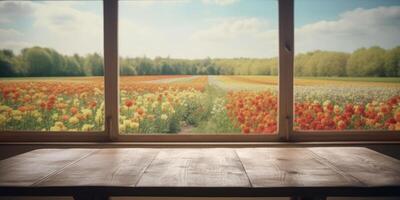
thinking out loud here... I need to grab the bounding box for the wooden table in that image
[0,147,400,200]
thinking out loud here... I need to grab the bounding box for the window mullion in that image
[278,0,294,141]
[104,0,119,141]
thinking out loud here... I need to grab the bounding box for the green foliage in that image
[1,45,399,77]
[193,87,241,134]
[384,46,400,77]
[84,53,104,76]
[22,47,54,76]
[294,51,349,76]
[346,46,386,77]
[0,49,15,77]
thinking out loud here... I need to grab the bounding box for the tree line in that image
[295,46,400,77]
[0,46,399,77]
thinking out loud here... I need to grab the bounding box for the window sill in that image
[1,141,400,147]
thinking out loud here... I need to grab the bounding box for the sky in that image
[0,0,399,59]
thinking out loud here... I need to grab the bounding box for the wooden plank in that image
[137,148,250,187]
[236,148,362,187]
[0,149,96,186]
[103,0,119,141]
[278,0,294,141]
[309,147,400,186]
[36,148,159,186]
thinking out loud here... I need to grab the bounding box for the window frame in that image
[0,0,399,142]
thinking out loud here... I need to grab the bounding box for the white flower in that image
[160,114,168,120]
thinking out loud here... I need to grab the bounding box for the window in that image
[0,0,399,142]
[0,1,105,134]
[118,0,279,136]
[294,0,400,134]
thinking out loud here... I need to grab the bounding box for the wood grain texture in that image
[236,148,362,187]
[0,149,95,186]
[36,148,159,186]
[309,147,400,186]
[137,148,250,187]
[103,0,119,141]
[278,0,294,141]
[0,147,400,199]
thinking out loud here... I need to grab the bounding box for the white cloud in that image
[191,18,270,41]
[2,1,399,59]
[0,1,103,55]
[31,2,103,55]
[0,2,34,51]
[190,18,278,58]
[296,6,400,53]
[0,29,29,51]
[119,18,161,58]
[202,0,239,6]
[0,41,33,51]
[119,0,191,8]
[0,18,11,24]
[0,29,23,39]
[0,1,34,23]
[119,16,279,58]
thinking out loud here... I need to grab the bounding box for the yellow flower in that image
[82,124,94,131]
[0,114,7,126]
[80,92,88,99]
[69,116,79,125]
[52,113,59,120]
[123,119,132,128]
[32,110,41,118]
[0,105,11,112]
[11,110,22,121]
[95,108,104,125]
[82,109,92,118]
[161,114,168,120]
[120,122,126,132]
[73,98,80,107]
[94,88,103,95]
[131,122,139,129]
[50,121,66,131]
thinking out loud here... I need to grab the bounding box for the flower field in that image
[0,77,105,131]
[0,75,399,134]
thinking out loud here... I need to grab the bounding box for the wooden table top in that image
[0,147,400,197]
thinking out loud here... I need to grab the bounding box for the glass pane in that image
[294,0,400,131]
[119,0,278,135]
[0,1,104,131]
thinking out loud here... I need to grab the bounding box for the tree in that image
[46,48,65,76]
[384,46,400,77]
[84,53,104,76]
[161,62,174,75]
[136,56,153,75]
[0,45,397,77]
[347,46,386,77]
[120,57,137,75]
[294,52,314,76]
[0,49,15,77]
[307,51,348,77]
[22,47,54,77]
[64,56,83,76]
